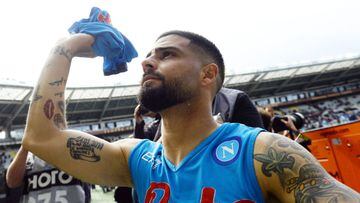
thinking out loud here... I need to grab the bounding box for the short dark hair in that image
[157,30,225,92]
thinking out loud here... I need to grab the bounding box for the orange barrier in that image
[304,120,360,192]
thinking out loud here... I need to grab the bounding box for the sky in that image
[1,0,360,87]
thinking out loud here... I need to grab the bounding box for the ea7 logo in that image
[142,152,162,169]
[142,152,155,162]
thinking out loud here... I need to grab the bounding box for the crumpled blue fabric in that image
[68,7,138,76]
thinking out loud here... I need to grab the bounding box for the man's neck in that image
[160,99,219,166]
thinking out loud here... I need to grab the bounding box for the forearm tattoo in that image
[49,77,66,86]
[57,101,65,115]
[66,136,104,162]
[53,46,73,61]
[55,92,64,98]
[43,99,55,120]
[32,85,43,102]
[53,113,66,129]
[255,134,360,202]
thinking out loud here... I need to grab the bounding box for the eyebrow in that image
[146,46,182,58]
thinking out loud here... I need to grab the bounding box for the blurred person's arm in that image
[253,132,360,202]
[5,146,27,188]
[134,105,146,139]
[22,34,141,187]
[281,116,311,149]
[5,147,27,202]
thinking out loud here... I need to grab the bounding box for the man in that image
[5,146,91,203]
[22,31,359,202]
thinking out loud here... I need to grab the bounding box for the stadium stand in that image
[1,56,359,140]
[275,94,360,130]
[0,56,358,151]
[0,147,17,169]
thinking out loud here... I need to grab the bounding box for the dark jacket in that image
[212,87,264,128]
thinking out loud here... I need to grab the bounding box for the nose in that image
[141,57,157,73]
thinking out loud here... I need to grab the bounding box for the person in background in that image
[257,107,272,131]
[5,146,91,203]
[213,87,264,128]
[278,115,312,152]
[114,186,133,203]
[257,106,311,152]
[0,170,7,203]
[133,105,161,141]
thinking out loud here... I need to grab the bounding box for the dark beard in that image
[138,77,194,113]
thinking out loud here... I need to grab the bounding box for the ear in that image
[200,63,219,86]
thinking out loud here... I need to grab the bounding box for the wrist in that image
[56,34,95,58]
[292,130,300,135]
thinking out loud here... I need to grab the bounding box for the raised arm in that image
[22,34,140,187]
[253,132,360,202]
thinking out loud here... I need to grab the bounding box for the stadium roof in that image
[1,56,360,130]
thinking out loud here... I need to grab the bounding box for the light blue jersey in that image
[129,123,265,203]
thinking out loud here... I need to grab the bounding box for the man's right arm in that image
[22,34,141,187]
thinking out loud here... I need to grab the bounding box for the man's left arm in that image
[253,132,360,202]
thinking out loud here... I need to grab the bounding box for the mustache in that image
[141,70,165,82]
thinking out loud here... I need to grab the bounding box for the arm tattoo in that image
[43,99,55,120]
[287,164,357,203]
[49,77,66,86]
[255,134,360,202]
[53,113,66,129]
[32,85,43,102]
[57,101,65,115]
[55,92,64,98]
[53,46,73,61]
[254,147,295,187]
[67,136,104,162]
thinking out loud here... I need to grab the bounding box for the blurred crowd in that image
[275,94,360,130]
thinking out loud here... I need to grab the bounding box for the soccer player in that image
[23,31,359,202]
